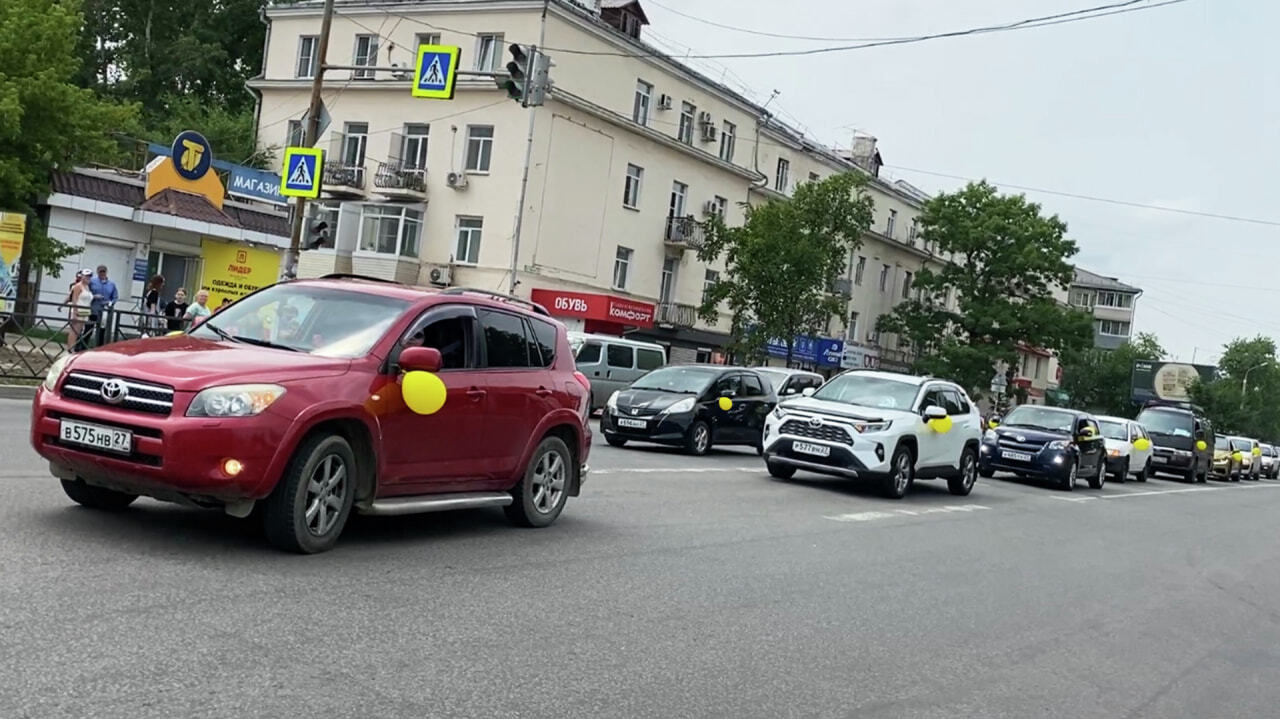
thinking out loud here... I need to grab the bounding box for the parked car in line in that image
[1261,444,1279,479]
[979,405,1108,491]
[570,332,666,411]
[753,367,825,399]
[1211,436,1242,481]
[1096,415,1154,482]
[1229,436,1262,481]
[1134,403,1214,483]
[31,278,593,553]
[600,365,777,455]
[761,370,982,499]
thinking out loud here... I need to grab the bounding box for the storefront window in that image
[358,205,422,258]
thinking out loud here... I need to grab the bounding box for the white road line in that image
[825,504,989,523]
[1050,495,1097,502]
[1100,487,1221,499]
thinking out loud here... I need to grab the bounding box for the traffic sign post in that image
[412,44,461,99]
[281,147,324,199]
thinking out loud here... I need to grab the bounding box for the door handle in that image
[535,387,553,397]
[466,388,487,401]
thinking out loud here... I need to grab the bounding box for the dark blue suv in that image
[978,405,1108,491]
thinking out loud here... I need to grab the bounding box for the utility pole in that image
[506,0,550,295]
[284,0,336,280]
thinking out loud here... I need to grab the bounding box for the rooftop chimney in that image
[847,133,882,178]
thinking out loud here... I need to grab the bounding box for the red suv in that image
[30,277,592,553]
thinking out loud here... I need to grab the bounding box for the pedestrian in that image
[66,270,93,351]
[87,264,118,347]
[143,275,165,336]
[163,288,189,331]
[184,289,212,328]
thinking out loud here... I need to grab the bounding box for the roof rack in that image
[318,273,402,284]
[440,287,550,316]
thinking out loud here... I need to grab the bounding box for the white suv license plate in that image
[793,441,830,458]
[616,417,647,429]
[1002,450,1032,462]
[59,419,132,455]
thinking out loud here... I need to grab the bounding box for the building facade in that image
[251,0,945,364]
[1069,267,1143,349]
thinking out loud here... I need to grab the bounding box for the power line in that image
[1122,272,1280,294]
[888,166,1280,228]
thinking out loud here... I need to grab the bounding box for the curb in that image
[0,385,37,401]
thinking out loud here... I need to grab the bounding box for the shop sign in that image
[200,239,283,308]
[841,343,881,370]
[530,289,655,328]
[0,211,26,316]
[766,335,844,367]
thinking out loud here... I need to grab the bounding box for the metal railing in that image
[663,215,706,250]
[323,163,365,190]
[373,160,427,194]
[656,302,697,328]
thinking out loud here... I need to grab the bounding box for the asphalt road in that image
[5,398,1280,718]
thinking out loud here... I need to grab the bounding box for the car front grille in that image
[61,372,175,416]
[997,438,1047,452]
[780,419,853,445]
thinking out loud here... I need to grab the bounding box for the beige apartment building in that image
[1069,267,1142,350]
[251,0,945,367]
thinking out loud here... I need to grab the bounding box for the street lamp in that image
[1240,362,1271,408]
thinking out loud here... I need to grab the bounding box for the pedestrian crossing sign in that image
[280,147,323,198]
[412,44,461,99]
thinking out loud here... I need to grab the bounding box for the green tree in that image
[876,181,1093,397]
[1059,333,1164,418]
[696,173,875,363]
[1190,336,1280,440]
[0,0,138,285]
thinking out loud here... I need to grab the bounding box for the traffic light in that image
[304,215,330,250]
[526,51,553,107]
[499,44,533,105]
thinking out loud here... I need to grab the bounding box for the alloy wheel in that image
[895,452,912,494]
[530,449,566,515]
[304,455,348,537]
[693,425,710,454]
[961,453,977,490]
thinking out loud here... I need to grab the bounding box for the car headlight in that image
[43,354,74,391]
[983,429,998,442]
[1108,449,1122,457]
[1172,449,1192,458]
[664,397,695,414]
[1047,440,1072,450]
[606,391,620,411]
[853,421,891,434]
[186,384,285,417]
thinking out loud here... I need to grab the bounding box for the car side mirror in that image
[923,405,947,420]
[783,387,797,395]
[801,387,816,397]
[720,389,737,398]
[399,346,442,373]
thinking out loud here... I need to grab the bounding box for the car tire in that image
[505,436,573,528]
[1060,460,1077,491]
[948,447,979,496]
[262,433,357,554]
[1088,458,1106,490]
[979,466,995,479]
[605,435,628,448]
[1134,460,1149,483]
[60,478,137,511]
[767,460,795,480]
[881,444,914,499]
[1113,459,1128,483]
[685,420,711,456]
[1198,462,1209,483]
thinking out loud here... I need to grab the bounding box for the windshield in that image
[1230,438,1252,452]
[630,366,717,394]
[1001,406,1077,434]
[187,283,410,358]
[811,373,919,410]
[1098,420,1128,441]
[1215,437,1229,451]
[1135,409,1193,437]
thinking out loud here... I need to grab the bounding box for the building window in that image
[719,121,736,162]
[353,34,378,79]
[1098,320,1131,336]
[1094,291,1133,308]
[659,256,678,302]
[668,181,688,218]
[341,122,368,166]
[902,271,912,299]
[1071,289,1094,307]
[886,209,898,238]
[310,202,340,249]
[702,269,719,306]
[296,36,319,78]
[359,205,422,258]
[808,172,820,183]
[454,216,483,264]
[476,33,503,71]
[613,246,633,290]
[286,120,303,148]
[1034,356,1044,380]
[909,219,919,241]
[678,102,695,144]
[848,311,859,339]
[711,195,727,218]
[854,256,866,286]
[415,32,441,48]
[878,264,890,293]
[400,124,429,169]
[633,80,652,125]
[623,164,643,209]
[867,327,880,344]
[465,125,493,172]
[775,158,790,192]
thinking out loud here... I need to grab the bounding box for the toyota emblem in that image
[1016,435,1026,443]
[631,408,639,416]
[808,416,823,428]
[100,378,128,405]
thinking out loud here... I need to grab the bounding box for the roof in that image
[753,367,822,377]
[600,0,649,23]
[140,189,240,227]
[1073,267,1141,294]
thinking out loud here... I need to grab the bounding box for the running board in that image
[359,492,513,516]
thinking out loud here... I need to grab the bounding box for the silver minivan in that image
[570,332,667,410]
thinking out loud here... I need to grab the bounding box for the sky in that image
[637,0,1279,364]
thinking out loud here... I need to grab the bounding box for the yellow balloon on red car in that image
[402,371,447,415]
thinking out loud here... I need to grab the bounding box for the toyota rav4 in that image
[761,370,982,498]
[30,277,592,553]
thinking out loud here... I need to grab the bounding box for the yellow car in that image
[1211,437,1240,480]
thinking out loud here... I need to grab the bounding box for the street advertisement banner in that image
[199,239,282,308]
[1131,360,1217,404]
[766,335,845,367]
[0,211,27,317]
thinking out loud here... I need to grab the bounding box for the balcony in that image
[663,215,705,251]
[374,160,427,200]
[656,302,698,328]
[322,162,365,196]
[829,278,852,296]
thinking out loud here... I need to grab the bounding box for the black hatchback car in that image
[978,405,1108,490]
[601,365,777,455]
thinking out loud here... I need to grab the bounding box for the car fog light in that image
[875,443,885,461]
[979,444,990,454]
[222,458,244,477]
[1053,456,1063,465]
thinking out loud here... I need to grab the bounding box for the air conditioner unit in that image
[700,124,718,142]
[426,263,453,286]
[446,171,469,189]
[697,111,713,126]
[390,62,411,80]
[702,200,720,216]
[657,94,673,110]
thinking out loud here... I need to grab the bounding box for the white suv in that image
[761,370,982,498]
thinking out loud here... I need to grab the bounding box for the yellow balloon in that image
[987,419,999,429]
[1253,447,1262,457]
[1196,440,1207,451]
[927,415,953,434]
[1232,451,1243,462]
[717,396,733,411]
[1133,437,1151,451]
[166,330,184,336]
[402,371,447,415]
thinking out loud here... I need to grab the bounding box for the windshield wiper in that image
[231,335,301,352]
[201,321,236,343]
